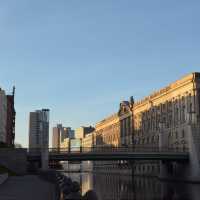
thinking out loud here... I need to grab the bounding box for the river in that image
[63,171,200,200]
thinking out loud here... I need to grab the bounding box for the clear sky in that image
[0,0,200,147]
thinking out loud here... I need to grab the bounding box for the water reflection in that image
[64,172,200,200]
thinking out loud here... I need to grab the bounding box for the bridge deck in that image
[28,151,189,162]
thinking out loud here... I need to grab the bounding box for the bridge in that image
[27,147,189,162]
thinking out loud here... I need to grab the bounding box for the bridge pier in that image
[184,124,200,182]
[41,148,49,170]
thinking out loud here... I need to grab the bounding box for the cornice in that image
[133,72,200,109]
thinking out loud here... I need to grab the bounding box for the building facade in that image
[60,138,70,151]
[82,132,94,172]
[29,109,50,150]
[94,114,120,172]
[52,124,74,150]
[91,72,200,179]
[95,114,120,147]
[0,89,7,144]
[6,87,16,146]
[75,126,95,140]
[52,126,60,150]
[118,97,134,147]
[132,73,200,176]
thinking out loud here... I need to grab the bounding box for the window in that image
[182,130,185,138]
[175,132,178,139]
[151,136,154,143]
[143,138,145,144]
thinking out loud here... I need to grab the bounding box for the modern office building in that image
[29,109,50,150]
[52,124,74,149]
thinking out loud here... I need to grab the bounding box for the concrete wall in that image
[0,149,27,175]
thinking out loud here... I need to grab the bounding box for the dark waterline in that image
[62,171,200,200]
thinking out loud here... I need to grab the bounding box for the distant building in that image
[6,87,16,146]
[52,126,60,150]
[75,126,95,139]
[60,138,70,151]
[0,89,7,143]
[52,124,74,149]
[29,109,50,150]
[82,132,94,150]
[82,132,94,172]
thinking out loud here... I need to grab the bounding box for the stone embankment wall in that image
[0,149,27,175]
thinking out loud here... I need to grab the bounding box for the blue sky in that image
[0,0,200,147]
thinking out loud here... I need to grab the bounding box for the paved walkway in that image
[0,175,55,200]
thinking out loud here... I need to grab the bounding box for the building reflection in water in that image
[64,172,200,200]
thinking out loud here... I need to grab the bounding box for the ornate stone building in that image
[118,97,134,146]
[93,114,120,172]
[95,114,120,147]
[132,72,200,178]
[87,72,200,181]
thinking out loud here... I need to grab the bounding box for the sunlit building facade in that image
[52,124,74,150]
[82,132,94,172]
[95,114,120,147]
[75,126,95,140]
[92,72,200,177]
[132,72,200,176]
[93,114,120,172]
[118,97,134,146]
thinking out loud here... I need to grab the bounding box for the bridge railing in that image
[25,146,189,157]
[46,146,189,155]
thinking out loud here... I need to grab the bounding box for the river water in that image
[63,171,200,200]
[61,170,200,200]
